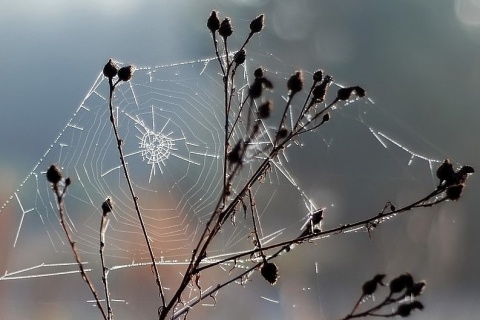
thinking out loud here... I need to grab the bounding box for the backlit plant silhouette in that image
[46,11,474,320]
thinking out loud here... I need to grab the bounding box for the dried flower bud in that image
[234,49,246,65]
[103,59,118,79]
[312,75,333,102]
[254,67,264,79]
[336,86,357,101]
[260,261,279,285]
[250,14,264,34]
[218,17,233,38]
[261,77,274,89]
[322,113,330,122]
[249,78,263,99]
[353,86,366,98]
[257,101,272,119]
[118,66,134,82]
[46,165,63,184]
[436,159,455,184]
[311,208,324,225]
[389,273,414,294]
[455,165,475,184]
[65,177,72,186]
[207,11,221,33]
[313,69,323,83]
[102,198,113,216]
[277,128,289,140]
[406,281,426,297]
[287,71,303,95]
[227,140,243,165]
[362,274,386,296]
[446,184,464,201]
[396,301,424,317]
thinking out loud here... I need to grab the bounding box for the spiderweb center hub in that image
[140,130,174,165]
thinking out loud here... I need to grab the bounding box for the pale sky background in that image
[1,0,480,319]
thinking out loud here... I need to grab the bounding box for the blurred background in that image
[1,0,479,319]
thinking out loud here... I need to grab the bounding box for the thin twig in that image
[51,182,108,320]
[100,212,112,320]
[107,78,166,310]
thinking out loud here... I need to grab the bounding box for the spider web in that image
[0,52,447,317]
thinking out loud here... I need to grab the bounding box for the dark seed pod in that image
[277,128,289,140]
[207,11,221,33]
[103,59,118,79]
[227,140,243,165]
[362,274,385,296]
[406,281,426,297]
[260,261,279,285]
[101,198,113,216]
[65,177,72,186]
[389,273,414,294]
[249,78,263,99]
[257,101,272,119]
[254,67,264,79]
[312,75,333,102]
[234,49,246,65]
[261,77,274,89]
[287,71,303,95]
[436,159,455,184]
[336,86,356,101]
[322,113,330,122]
[446,184,464,201]
[118,66,134,82]
[353,86,366,97]
[218,17,233,38]
[313,69,323,83]
[250,14,265,34]
[46,165,63,184]
[311,209,324,225]
[396,301,424,317]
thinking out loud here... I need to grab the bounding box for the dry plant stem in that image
[52,184,108,320]
[108,79,166,310]
[100,214,113,320]
[197,186,447,272]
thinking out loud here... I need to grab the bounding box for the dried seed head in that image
[254,67,264,79]
[257,100,273,119]
[336,86,356,101]
[207,10,221,33]
[260,262,279,285]
[250,14,265,34]
[227,140,243,165]
[312,75,333,102]
[446,184,464,201]
[118,66,134,82]
[407,281,426,297]
[46,165,63,184]
[436,159,455,184]
[101,198,113,216]
[218,17,233,38]
[389,273,414,294]
[249,78,263,99]
[313,69,323,83]
[261,77,274,89]
[322,113,330,122]
[456,165,475,184]
[287,71,303,95]
[103,59,118,79]
[311,208,324,225]
[234,49,246,65]
[353,86,366,98]
[277,128,289,140]
[65,177,72,186]
[362,274,385,296]
[396,301,424,317]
